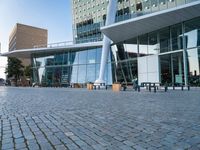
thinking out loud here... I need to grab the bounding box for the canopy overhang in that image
[0,41,103,58]
[101,1,200,43]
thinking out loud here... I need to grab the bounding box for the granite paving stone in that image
[0,87,200,149]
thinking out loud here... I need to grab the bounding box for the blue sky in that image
[0,0,73,79]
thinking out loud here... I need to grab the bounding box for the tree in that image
[5,57,24,86]
[24,65,32,78]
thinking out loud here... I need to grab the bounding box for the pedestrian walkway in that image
[0,87,200,150]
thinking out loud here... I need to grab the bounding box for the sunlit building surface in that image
[1,0,200,86]
[9,23,48,66]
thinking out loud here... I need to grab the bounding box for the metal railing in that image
[33,41,74,49]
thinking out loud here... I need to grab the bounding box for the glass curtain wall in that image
[73,0,198,43]
[111,17,200,86]
[32,47,112,87]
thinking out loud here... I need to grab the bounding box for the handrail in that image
[33,41,74,49]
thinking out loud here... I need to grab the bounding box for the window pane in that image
[78,65,86,83]
[78,50,87,64]
[139,34,148,56]
[148,32,159,55]
[171,24,183,51]
[160,28,170,53]
[184,17,200,48]
[88,48,96,64]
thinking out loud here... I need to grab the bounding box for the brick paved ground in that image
[0,87,200,150]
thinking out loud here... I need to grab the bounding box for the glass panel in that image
[70,65,78,83]
[171,24,183,51]
[159,0,167,10]
[53,67,62,86]
[96,64,100,80]
[69,51,78,65]
[96,48,102,63]
[45,56,54,66]
[78,50,87,64]
[78,65,86,83]
[160,54,172,85]
[184,17,200,48]
[151,0,159,12]
[124,37,138,58]
[172,52,184,85]
[54,54,63,65]
[148,32,159,55]
[187,48,200,86]
[129,60,138,81]
[176,0,185,6]
[86,64,96,83]
[160,28,170,53]
[139,34,148,56]
[167,0,176,9]
[142,0,151,14]
[88,48,96,64]
[61,67,70,86]
[63,52,68,65]
[46,67,53,86]
[106,63,113,85]
[111,45,118,62]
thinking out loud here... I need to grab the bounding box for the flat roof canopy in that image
[101,1,200,43]
[0,41,103,58]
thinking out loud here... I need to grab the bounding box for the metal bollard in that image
[165,86,168,92]
[154,86,156,93]
[94,85,96,90]
[138,86,140,92]
[149,86,151,92]
[181,85,184,91]
[188,85,190,91]
[173,86,175,90]
[106,85,108,90]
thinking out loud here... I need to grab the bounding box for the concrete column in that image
[94,0,118,85]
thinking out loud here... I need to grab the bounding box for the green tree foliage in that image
[24,65,32,78]
[5,57,24,86]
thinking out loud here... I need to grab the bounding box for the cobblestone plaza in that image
[0,87,200,149]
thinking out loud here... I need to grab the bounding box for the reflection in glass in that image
[88,49,96,64]
[160,54,172,85]
[78,51,87,64]
[54,54,63,65]
[187,48,200,86]
[71,65,78,83]
[171,24,183,51]
[139,34,148,56]
[148,32,159,55]
[78,65,86,83]
[160,28,170,53]
[184,18,200,48]
[124,37,138,58]
[63,52,68,65]
[53,67,62,86]
[87,64,96,82]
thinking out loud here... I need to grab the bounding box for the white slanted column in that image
[94,0,117,86]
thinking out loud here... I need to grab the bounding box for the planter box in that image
[112,83,121,92]
[87,83,93,90]
[74,83,81,88]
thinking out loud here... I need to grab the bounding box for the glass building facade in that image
[31,47,112,86]
[72,0,199,43]
[28,1,200,87]
[111,17,200,86]
[31,16,200,86]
